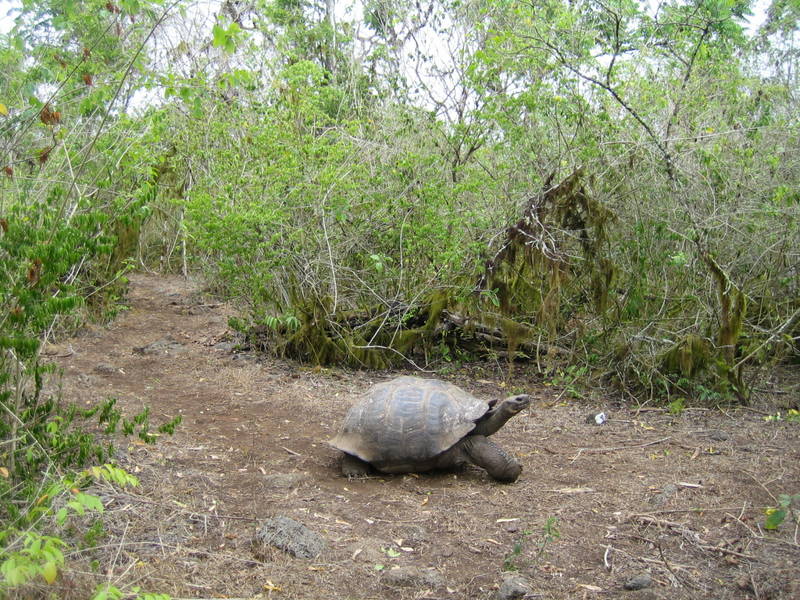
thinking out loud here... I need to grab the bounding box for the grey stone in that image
[393,524,429,546]
[497,573,531,600]
[625,592,660,600]
[505,521,521,533]
[624,572,653,591]
[254,516,325,559]
[230,353,258,363]
[212,342,236,352]
[76,373,94,386]
[585,412,608,425]
[263,472,308,489]
[649,483,678,506]
[133,338,186,356]
[381,566,444,589]
[348,538,386,563]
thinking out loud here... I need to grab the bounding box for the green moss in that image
[482,314,536,359]
[345,333,390,369]
[591,258,616,315]
[425,290,450,332]
[661,334,711,377]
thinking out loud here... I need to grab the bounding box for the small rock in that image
[624,572,652,591]
[347,538,385,563]
[231,353,258,363]
[263,472,308,489]
[254,516,325,559]
[212,342,236,352]
[585,412,608,425]
[649,484,678,506]
[76,373,94,386]
[393,524,429,546]
[93,363,117,375]
[497,573,531,600]
[133,338,186,355]
[625,592,659,600]
[381,566,444,589]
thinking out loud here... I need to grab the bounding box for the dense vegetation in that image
[0,0,798,594]
[167,0,793,401]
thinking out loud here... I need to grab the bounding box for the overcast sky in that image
[0,1,773,45]
[1,1,16,34]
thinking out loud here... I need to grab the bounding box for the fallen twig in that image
[632,514,760,561]
[570,437,671,462]
[657,544,699,592]
[635,506,763,515]
[740,470,780,504]
[602,542,694,570]
[41,344,75,358]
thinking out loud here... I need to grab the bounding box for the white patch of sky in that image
[0,1,772,40]
[0,0,772,114]
[1,0,20,34]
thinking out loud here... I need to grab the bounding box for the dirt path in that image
[48,273,799,599]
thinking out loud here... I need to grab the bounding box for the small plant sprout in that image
[764,409,800,423]
[668,397,686,416]
[764,493,800,531]
[502,517,561,572]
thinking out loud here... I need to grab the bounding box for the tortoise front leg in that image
[459,435,522,483]
[341,453,372,478]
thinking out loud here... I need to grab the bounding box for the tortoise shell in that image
[330,376,489,469]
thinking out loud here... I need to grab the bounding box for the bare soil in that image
[45,273,799,599]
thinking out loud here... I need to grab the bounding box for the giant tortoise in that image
[330,376,530,482]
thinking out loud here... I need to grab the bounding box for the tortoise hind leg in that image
[459,436,522,483]
[341,453,372,478]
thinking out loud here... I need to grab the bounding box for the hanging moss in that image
[480,314,536,359]
[661,334,711,377]
[345,332,391,369]
[590,258,616,315]
[698,251,749,400]
[425,289,450,332]
[536,261,563,337]
[702,253,748,364]
[283,320,342,365]
[478,169,617,341]
[275,290,461,368]
[392,328,426,354]
[280,294,340,364]
[107,218,141,275]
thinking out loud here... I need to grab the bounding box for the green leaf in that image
[119,0,141,14]
[212,24,228,49]
[41,560,58,584]
[764,508,786,530]
[212,23,242,53]
[74,492,105,513]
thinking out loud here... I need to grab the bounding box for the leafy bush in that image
[135,1,798,402]
[1,2,181,597]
